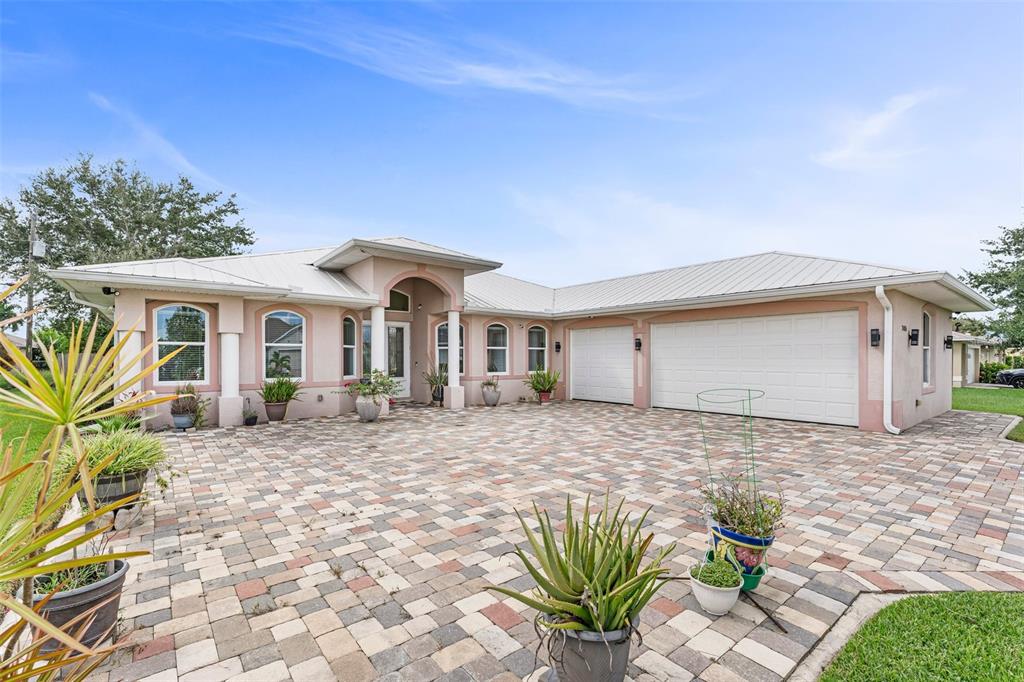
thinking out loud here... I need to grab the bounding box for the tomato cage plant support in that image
[696,388,780,586]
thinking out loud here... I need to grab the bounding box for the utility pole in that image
[24,214,37,361]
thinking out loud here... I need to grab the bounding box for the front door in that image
[387,322,411,398]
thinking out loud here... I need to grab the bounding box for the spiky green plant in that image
[487,494,675,634]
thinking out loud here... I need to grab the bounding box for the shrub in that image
[524,368,560,394]
[690,559,741,588]
[486,494,674,633]
[56,429,166,479]
[259,377,302,404]
[700,477,784,539]
[481,375,499,389]
[980,362,1008,384]
[346,369,398,403]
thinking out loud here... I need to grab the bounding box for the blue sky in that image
[2,2,1021,286]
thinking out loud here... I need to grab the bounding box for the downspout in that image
[874,285,901,435]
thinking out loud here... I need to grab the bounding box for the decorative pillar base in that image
[444,386,465,411]
[218,396,244,427]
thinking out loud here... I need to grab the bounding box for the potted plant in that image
[481,375,500,406]
[259,377,302,422]
[422,365,448,406]
[170,384,199,430]
[346,369,399,422]
[689,557,742,615]
[524,368,560,403]
[243,397,258,426]
[487,495,675,682]
[700,477,783,591]
[56,428,167,511]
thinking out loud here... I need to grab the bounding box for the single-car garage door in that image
[651,311,859,426]
[570,326,634,404]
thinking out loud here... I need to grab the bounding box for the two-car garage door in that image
[650,311,859,426]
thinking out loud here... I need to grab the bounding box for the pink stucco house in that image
[49,237,992,433]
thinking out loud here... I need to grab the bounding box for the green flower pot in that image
[704,550,766,592]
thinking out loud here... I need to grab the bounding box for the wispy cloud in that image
[814,90,943,170]
[236,9,681,110]
[88,92,223,188]
[1,43,72,82]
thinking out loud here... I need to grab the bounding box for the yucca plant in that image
[486,494,675,634]
[0,275,180,678]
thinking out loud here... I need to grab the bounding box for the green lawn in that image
[952,387,1024,441]
[821,592,1024,682]
[0,410,49,455]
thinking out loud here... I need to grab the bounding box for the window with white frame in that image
[154,304,208,384]
[387,289,411,312]
[362,322,371,376]
[436,322,464,374]
[922,312,932,386]
[486,323,508,374]
[264,310,305,379]
[343,317,357,378]
[527,325,548,372]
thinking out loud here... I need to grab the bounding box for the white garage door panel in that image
[570,326,634,404]
[651,311,859,426]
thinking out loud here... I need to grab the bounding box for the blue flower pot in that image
[711,526,774,575]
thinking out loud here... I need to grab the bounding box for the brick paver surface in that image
[96,403,1023,681]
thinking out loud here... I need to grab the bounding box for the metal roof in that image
[47,242,993,316]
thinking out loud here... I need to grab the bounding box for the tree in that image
[965,221,1024,346]
[952,315,989,338]
[0,155,254,332]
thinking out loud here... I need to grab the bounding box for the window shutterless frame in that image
[436,322,465,375]
[922,312,932,386]
[343,316,358,379]
[485,323,509,375]
[263,310,306,381]
[527,325,548,372]
[153,303,209,386]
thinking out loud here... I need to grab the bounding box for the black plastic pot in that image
[432,386,445,405]
[546,624,631,682]
[33,559,129,652]
[244,415,258,426]
[76,470,148,510]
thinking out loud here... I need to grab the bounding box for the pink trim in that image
[144,300,220,394]
[481,317,514,375]
[523,320,553,373]
[252,303,315,383]
[381,269,461,311]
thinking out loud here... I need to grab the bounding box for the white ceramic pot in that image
[690,577,741,616]
[355,394,382,422]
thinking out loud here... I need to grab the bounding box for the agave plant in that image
[0,276,180,678]
[487,494,675,634]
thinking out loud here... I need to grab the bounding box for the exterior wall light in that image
[870,329,880,347]
[944,335,953,350]
[554,341,561,353]
[909,329,920,346]
[635,338,642,352]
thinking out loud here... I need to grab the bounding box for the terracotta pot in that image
[265,402,288,422]
[537,391,552,403]
[33,559,129,652]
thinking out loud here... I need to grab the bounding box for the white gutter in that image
[874,285,901,435]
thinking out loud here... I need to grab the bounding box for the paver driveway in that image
[99,403,1024,682]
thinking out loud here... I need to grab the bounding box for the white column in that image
[218,332,243,427]
[370,305,389,416]
[444,309,464,410]
[447,310,460,388]
[370,305,386,372]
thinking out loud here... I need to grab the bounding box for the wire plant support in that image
[696,387,766,497]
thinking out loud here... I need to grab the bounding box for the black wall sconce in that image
[944,335,953,350]
[909,329,920,346]
[554,341,562,353]
[870,329,880,347]
[634,338,642,352]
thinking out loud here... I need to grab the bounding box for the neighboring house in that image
[951,331,1002,386]
[3,331,26,349]
[48,238,992,433]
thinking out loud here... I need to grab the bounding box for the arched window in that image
[154,304,208,384]
[343,317,357,378]
[528,326,548,372]
[264,310,305,380]
[922,312,932,386]
[436,322,464,375]
[486,323,509,375]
